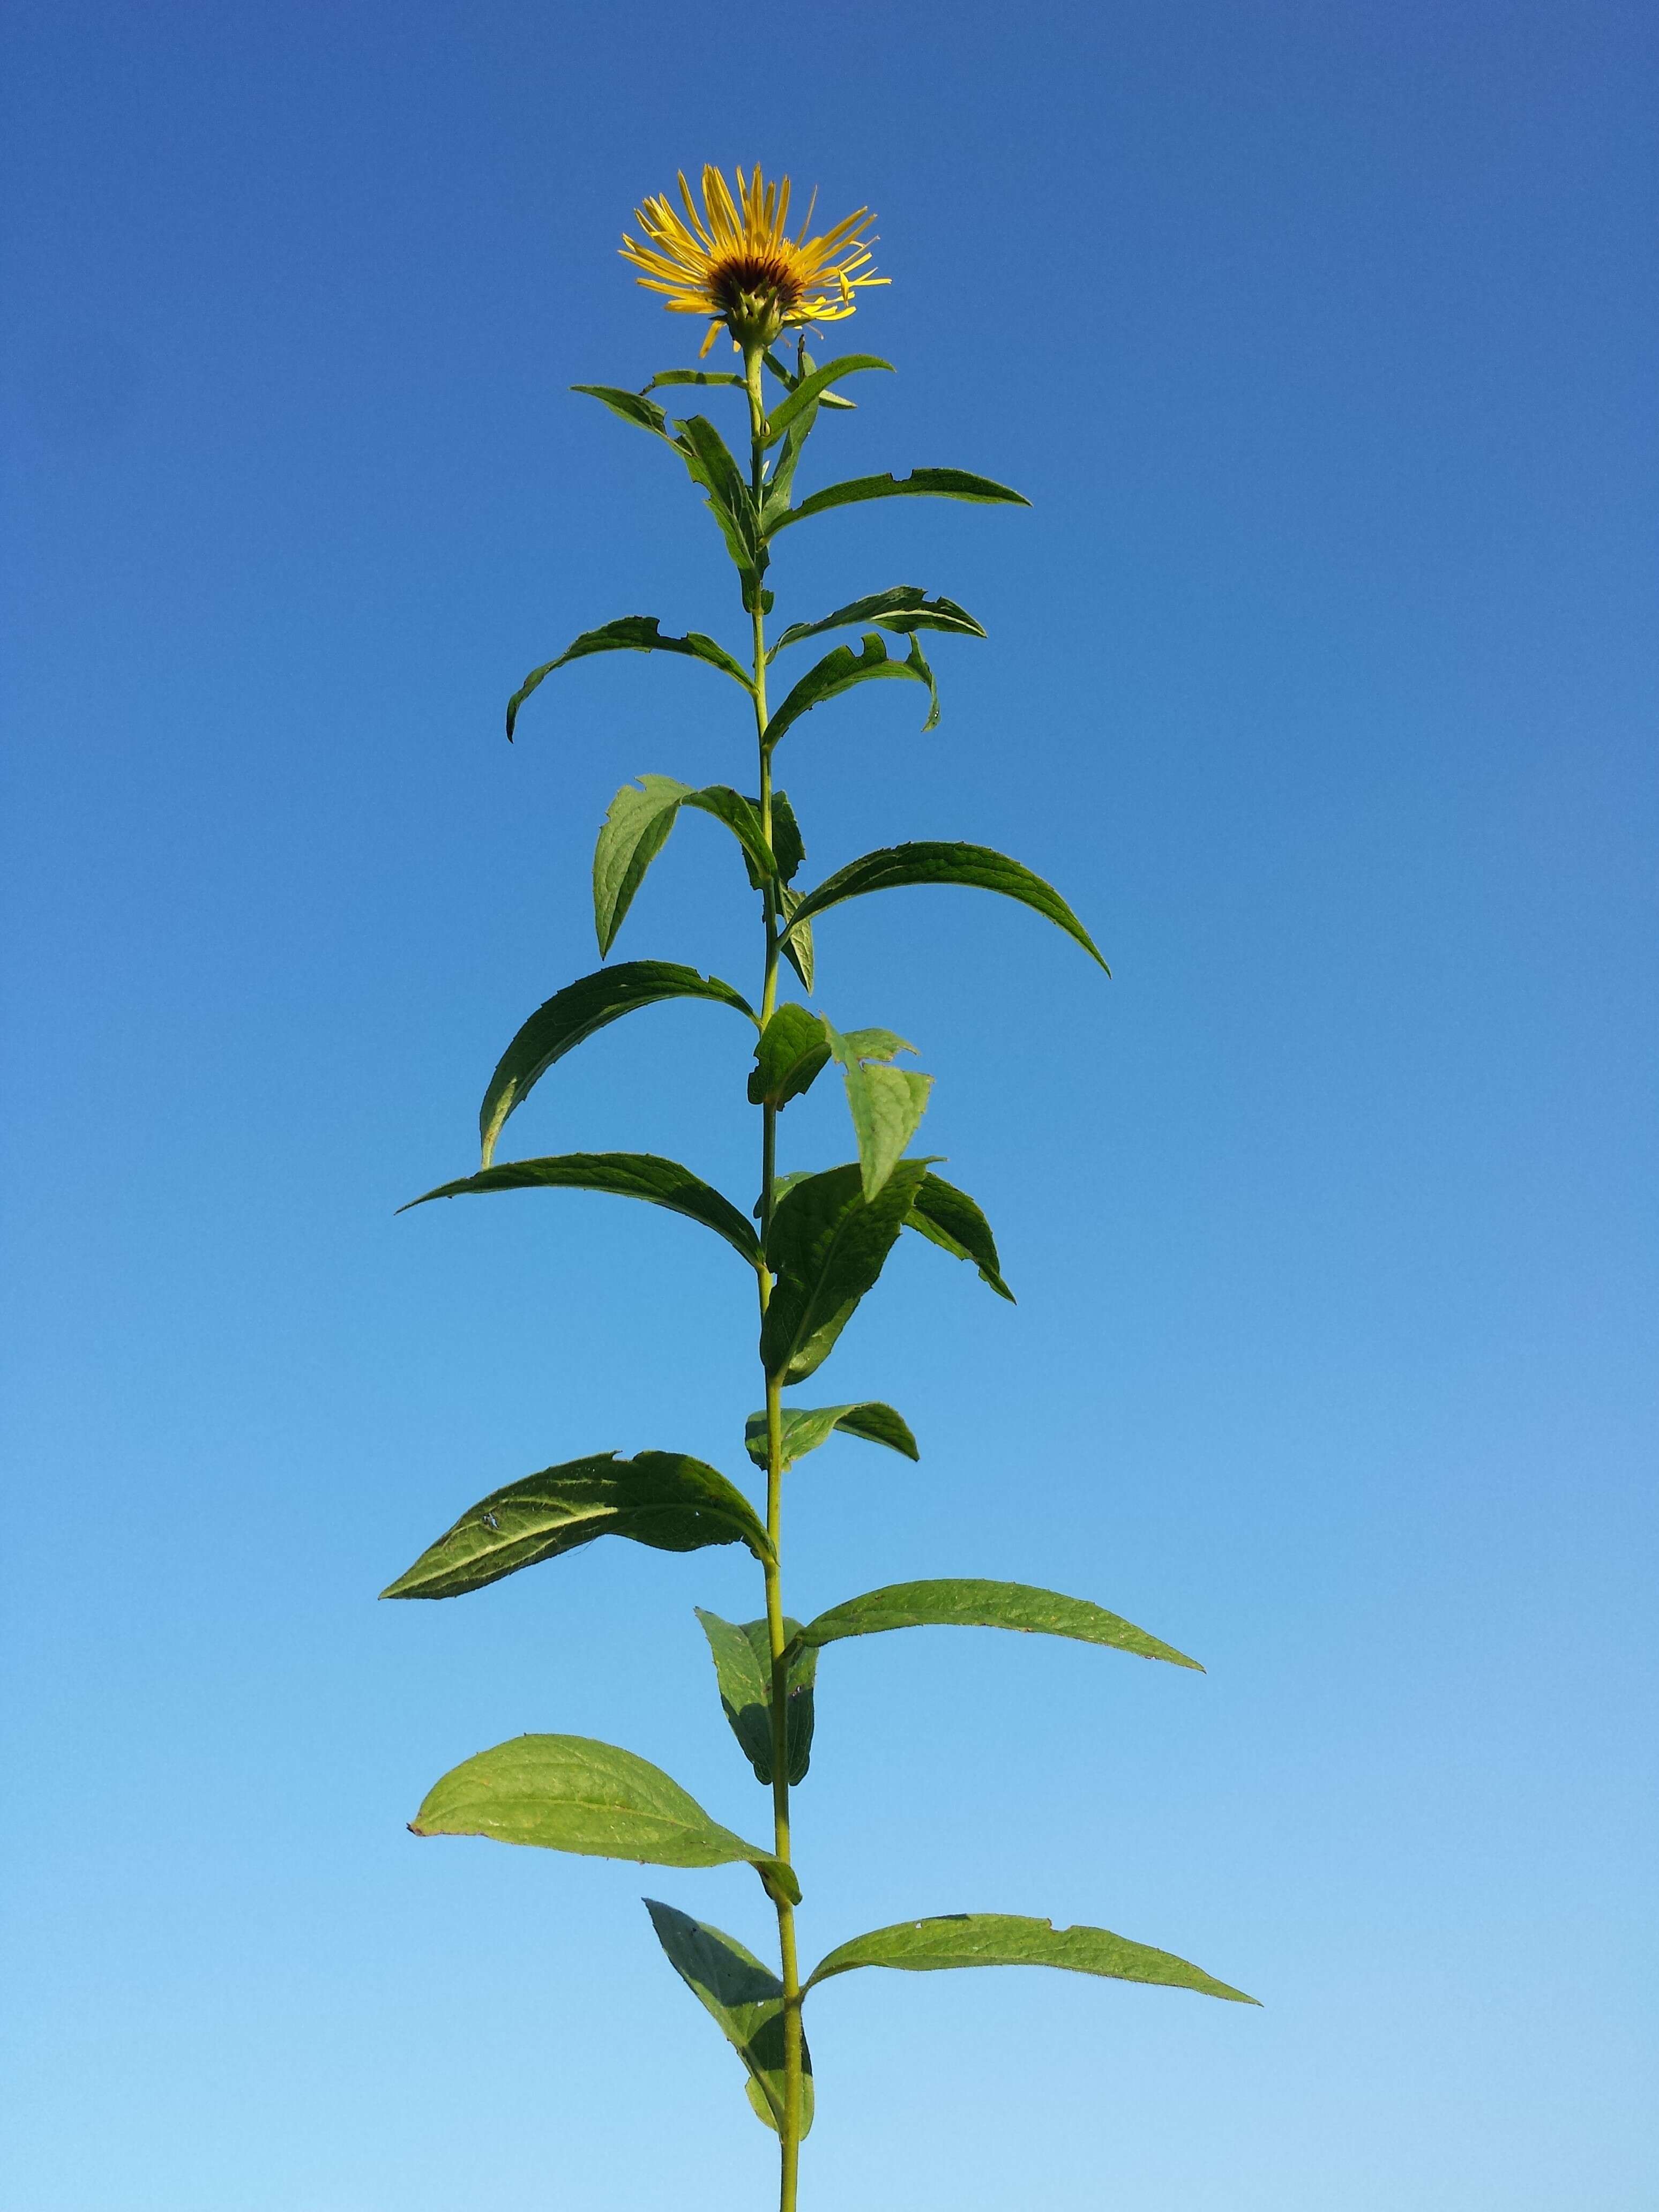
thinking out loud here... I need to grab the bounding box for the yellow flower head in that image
[622,165,887,356]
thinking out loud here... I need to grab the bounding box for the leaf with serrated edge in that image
[770,587,986,658]
[760,1160,934,1383]
[696,1611,817,1785]
[744,1402,918,1471]
[505,617,750,740]
[410,1734,798,1901]
[804,1914,1255,2003]
[795,1579,1201,1670]
[904,1169,1015,1302]
[782,841,1107,970]
[479,963,755,1168]
[400,1151,763,1268]
[824,1020,932,1201]
[379,1452,771,1601]
[764,634,936,751]
[749,1002,831,1109]
[644,1901,816,2135]
[769,467,1031,534]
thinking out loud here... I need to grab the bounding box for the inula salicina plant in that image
[386,164,1256,2208]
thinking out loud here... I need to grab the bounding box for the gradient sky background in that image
[2,4,1654,2208]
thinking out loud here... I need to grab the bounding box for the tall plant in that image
[387,164,1254,2208]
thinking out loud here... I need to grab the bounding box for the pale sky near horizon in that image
[3,4,1654,2207]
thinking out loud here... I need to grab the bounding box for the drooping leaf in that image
[779,887,815,993]
[903,1170,1015,1302]
[592,777,780,954]
[593,776,687,955]
[794,1578,1202,1670]
[770,467,1032,534]
[410,1734,798,1901]
[644,1901,815,2135]
[479,963,756,1168]
[824,1021,932,1201]
[766,791,806,884]
[804,1914,1256,2004]
[748,1002,831,1108]
[764,634,937,750]
[770,586,987,658]
[781,842,1107,969]
[505,617,751,739]
[762,355,893,447]
[380,1452,771,1601]
[744,1402,919,1471]
[760,1159,935,1383]
[695,1611,817,1786]
[674,413,764,582]
[400,1151,763,1268]
[571,384,670,437]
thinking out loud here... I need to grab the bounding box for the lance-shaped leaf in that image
[779,887,815,993]
[400,1151,763,1268]
[674,413,764,582]
[645,1902,816,2135]
[410,1733,799,1902]
[770,467,1031,534]
[771,586,987,659]
[571,383,670,437]
[744,1402,919,1471]
[644,369,746,391]
[824,1021,932,1201]
[594,776,779,954]
[380,1452,771,1602]
[762,346,855,411]
[781,842,1107,969]
[749,1002,831,1109]
[804,1914,1256,2004]
[764,633,938,750]
[904,1170,1015,1302]
[760,1159,935,1383]
[480,962,756,1168]
[793,1579,1202,1670]
[696,1610,818,1785]
[761,353,893,447]
[505,617,751,740]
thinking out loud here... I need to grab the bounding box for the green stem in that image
[745,337,803,2212]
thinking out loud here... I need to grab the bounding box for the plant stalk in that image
[745,337,804,2212]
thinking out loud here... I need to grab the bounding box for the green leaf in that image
[904,1170,1015,1302]
[379,1452,771,1601]
[804,1914,1256,2004]
[479,963,756,1169]
[762,354,893,447]
[644,1901,815,2135]
[766,791,806,885]
[505,617,751,740]
[770,587,987,659]
[794,1578,1202,1670]
[744,1401,919,1471]
[760,1159,935,1383]
[770,467,1032,534]
[824,1021,932,1201]
[781,842,1107,969]
[593,777,781,953]
[764,633,937,750]
[644,370,746,390]
[695,1611,818,1786]
[400,1151,763,1268]
[571,384,670,437]
[410,1733,799,1902]
[748,1002,831,1109]
[673,413,764,581]
[593,775,686,955]
[779,887,815,993]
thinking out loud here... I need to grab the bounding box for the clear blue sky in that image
[3,4,1654,2207]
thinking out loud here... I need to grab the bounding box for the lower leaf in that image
[804,1912,1257,2004]
[645,1901,814,2135]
